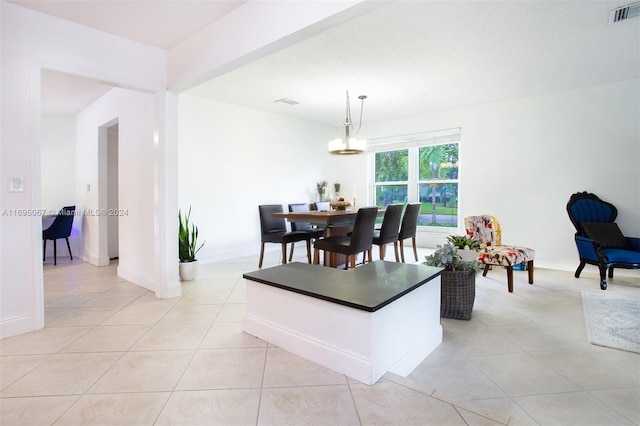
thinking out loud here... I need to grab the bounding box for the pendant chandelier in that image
[328,90,367,155]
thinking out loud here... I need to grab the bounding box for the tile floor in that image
[1,247,638,425]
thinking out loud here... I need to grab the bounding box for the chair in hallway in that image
[287,203,324,261]
[313,207,378,269]
[566,191,640,290]
[464,215,535,293]
[258,204,311,268]
[43,205,76,265]
[398,203,421,263]
[372,204,404,261]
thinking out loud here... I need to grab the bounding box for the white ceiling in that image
[12,0,640,125]
[10,0,248,49]
[40,70,114,115]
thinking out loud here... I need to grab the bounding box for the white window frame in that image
[367,128,462,235]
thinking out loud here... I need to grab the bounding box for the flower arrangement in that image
[424,242,480,272]
[316,181,328,200]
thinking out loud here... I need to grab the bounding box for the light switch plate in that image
[9,176,24,192]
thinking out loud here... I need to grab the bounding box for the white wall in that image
[178,94,339,262]
[364,79,640,272]
[40,115,76,211]
[179,80,639,274]
[40,115,79,260]
[76,88,157,289]
[0,1,171,338]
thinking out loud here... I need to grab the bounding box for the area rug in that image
[582,291,640,353]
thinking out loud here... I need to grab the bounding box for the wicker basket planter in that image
[440,270,476,320]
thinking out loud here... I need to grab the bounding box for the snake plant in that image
[178,207,205,262]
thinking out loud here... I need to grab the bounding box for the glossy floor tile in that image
[1,249,638,425]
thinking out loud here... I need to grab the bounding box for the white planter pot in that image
[457,249,477,263]
[179,260,199,281]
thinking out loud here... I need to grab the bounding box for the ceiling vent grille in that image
[609,2,640,23]
[275,98,299,105]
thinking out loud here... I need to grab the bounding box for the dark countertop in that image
[243,261,443,312]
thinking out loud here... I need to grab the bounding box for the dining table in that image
[272,209,359,230]
[272,208,384,267]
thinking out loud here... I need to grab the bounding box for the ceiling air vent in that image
[609,2,640,23]
[275,98,299,105]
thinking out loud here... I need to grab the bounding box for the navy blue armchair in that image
[43,205,76,265]
[567,192,640,290]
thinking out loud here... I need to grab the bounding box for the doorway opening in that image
[107,123,119,262]
[96,117,119,266]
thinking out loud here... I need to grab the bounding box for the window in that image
[370,129,460,228]
[374,149,408,207]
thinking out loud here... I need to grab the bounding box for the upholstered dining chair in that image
[312,201,330,211]
[287,203,324,261]
[372,204,404,261]
[43,205,75,265]
[464,215,535,293]
[258,205,311,268]
[398,203,421,263]
[566,191,640,290]
[313,207,378,269]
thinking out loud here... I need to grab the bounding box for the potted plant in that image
[446,234,480,262]
[424,242,480,320]
[178,206,205,281]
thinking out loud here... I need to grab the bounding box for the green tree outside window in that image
[373,141,459,228]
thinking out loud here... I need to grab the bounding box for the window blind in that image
[367,127,461,152]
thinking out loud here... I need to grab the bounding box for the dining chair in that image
[464,215,535,293]
[43,205,75,265]
[287,203,324,261]
[398,203,421,263]
[372,203,404,261]
[258,204,311,268]
[313,207,378,269]
[312,201,330,211]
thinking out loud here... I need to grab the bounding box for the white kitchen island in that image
[243,261,443,385]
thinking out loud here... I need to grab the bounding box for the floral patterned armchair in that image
[464,215,535,292]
